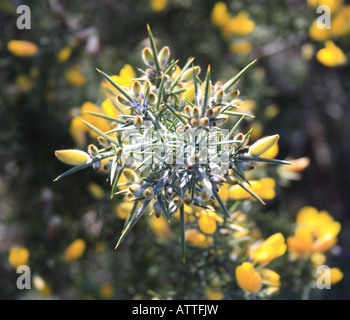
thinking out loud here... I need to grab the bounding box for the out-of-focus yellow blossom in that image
[185,228,213,247]
[62,238,86,262]
[101,98,120,117]
[249,121,263,140]
[229,177,276,201]
[99,283,114,299]
[307,0,344,13]
[211,2,231,27]
[316,41,347,67]
[287,206,341,257]
[198,209,224,234]
[15,74,34,91]
[331,6,350,37]
[65,65,87,87]
[7,40,39,57]
[301,43,315,61]
[224,11,255,36]
[235,262,262,294]
[33,275,52,297]
[296,206,341,239]
[55,149,90,166]
[329,268,343,285]
[309,20,331,42]
[150,0,167,12]
[149,214,172,240]
[259,268,281,288]
[230,40,253,55]
[264,104,280,119]
[287,227,314,257]
[238,99,256,113]
[277,157,310,181]
[250,233,287,265]
[70,101,113,146]
[311,252,326,265]
[205,286,224,300]
[115,201,135,220]
[101,64,136,94]
[8,246,29,269]
[87,182,105,200]
[57,46,72,63]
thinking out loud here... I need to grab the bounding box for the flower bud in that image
[181,66,201,82]
[172,195,184,207]
[200,117,209,126]
[214,89,224,104]
[130,81,142,99]
[158,46,170,67]
[134,115,144,127]
[117,94,131,107]
[224,90,239,103]
[142,47,154,67]
[235,262,262,294]
[128,185,143,197]
[87,144,99,157]
[153,201,163,218]
[145,92,157,105]
[248,134,279,157]
[143,188,154,200]
[55,149,90,166]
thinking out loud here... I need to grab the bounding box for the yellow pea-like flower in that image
[7,40,39,57]
[55,149,90,166]
[185,228,213,247]
[198,210,224,234]
[150,0,167,12]
[8,246,30,269]
[316,41,347,67]
[329,268,343,285]
[287,227,314,256]
[259,268,281,287]
[62,239,86,262]
[248,134,279,157]
[211,2,231,28]
[250,233,287,265]
[235,262,262,294]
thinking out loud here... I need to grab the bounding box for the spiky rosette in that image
[54,26,290,261]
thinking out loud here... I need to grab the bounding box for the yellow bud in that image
[134,115,144,127]
[130,81,142,98]
[55,149,90,166]
[248,134,279,156]
[122,168,138,182]
[62,239,86,262]
[143,188,154,200]
[181,66,201,82]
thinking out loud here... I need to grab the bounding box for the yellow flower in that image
[8,246,29,269]
[259,268,281,288]
[224,11,255,36]
[248,134,279,157]
[316,41,347,67]
[329,268,343,285]
[198,209,224,234]
[250,233,287,265]
[15,74,34,91]
[259,142,279,159]
[33,275,52,297]
[87,182,105,200]
[211,2,231,27]
[185,228,213,247]
[331,6,350,37]
[205,286,224,300]
[65,65,87,87]
[309,20,331,42]
[55,149,90,166]
[287,227,314,257]
[69,101,113,146]
[99,283,114,299]
[235,262,262,294]
[115,201,135,220]
[229,40,253,55]
[7,40,39,57]
[288,206,341,257]
[62,239,86,262]
[101,64,136,93]
[149,214,172,240]
[150,0,167,12]
[57,46,72,63]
